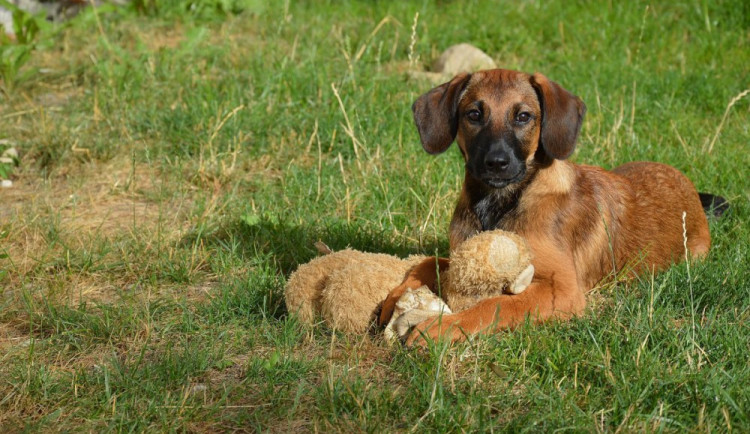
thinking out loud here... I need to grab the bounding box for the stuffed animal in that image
[441,229,534,311]
[284,248,427,333]
[284,230,534,340]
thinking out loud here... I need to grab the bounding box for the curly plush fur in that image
[285,249,426,333]
[443,230,534,312]
[383,285,451,341]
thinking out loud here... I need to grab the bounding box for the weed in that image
[0,1,44,94]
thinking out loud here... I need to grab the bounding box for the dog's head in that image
[412,69,586,189]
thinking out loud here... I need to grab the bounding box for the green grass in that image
[0,0,748,431]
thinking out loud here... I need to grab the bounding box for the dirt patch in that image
[1,156,191,294]
[142,24,185,52]
[0,322,28,353]
[4,155,185,229]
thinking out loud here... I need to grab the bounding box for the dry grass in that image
[2,156,187,274]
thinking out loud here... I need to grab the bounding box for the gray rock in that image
[432,43,496,75]
[189,383,208,396]
[409,43,496,84]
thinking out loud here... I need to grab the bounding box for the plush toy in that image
[284,230,534,340]
[284,247,427,333]
[440,229,534,311]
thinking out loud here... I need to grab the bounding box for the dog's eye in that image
[515,112,532,124]
[466,109,481,122]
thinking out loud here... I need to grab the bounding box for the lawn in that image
[0,0,748,431]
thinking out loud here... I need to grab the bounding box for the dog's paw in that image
[404,315,464,347]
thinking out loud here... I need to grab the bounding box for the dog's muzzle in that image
[480,150,525,189]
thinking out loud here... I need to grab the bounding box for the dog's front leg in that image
[405,251,585,346]
[379,257,451,326]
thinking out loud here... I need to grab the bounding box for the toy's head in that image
[443,230,534,312]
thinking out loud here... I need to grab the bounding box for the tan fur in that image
[380,69,712,345]
[384,286,452,342]
[443,230,533,311]
[320,254,426,332]
[284,249,371,323]
[285,249,425,332]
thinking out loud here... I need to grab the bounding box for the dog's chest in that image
[473,193,520,232]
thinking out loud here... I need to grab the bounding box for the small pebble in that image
[1,180,12,188]
[1,147,18,159]
[190,384,208,395]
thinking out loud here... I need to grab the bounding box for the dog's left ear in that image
[530,73,586,160]
[412,73,472,154]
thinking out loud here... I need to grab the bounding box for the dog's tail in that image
[699,193,729,218]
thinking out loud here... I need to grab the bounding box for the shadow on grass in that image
[207,215,449,275]
[185,215,449,323]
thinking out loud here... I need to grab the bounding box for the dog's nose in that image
[485,153,509,171]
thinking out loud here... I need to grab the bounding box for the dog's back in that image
[611,162,710,271]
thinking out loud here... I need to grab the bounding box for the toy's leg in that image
[378,256,450,326]
[321,258,413,333]
[285,251,367,324]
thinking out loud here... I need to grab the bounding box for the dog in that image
[379,69,723,345]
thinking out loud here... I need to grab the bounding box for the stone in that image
[409,43,496,84]
[432,43,497,75]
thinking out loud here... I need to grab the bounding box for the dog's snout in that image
[484,153,510,171]
[473,144,525,189]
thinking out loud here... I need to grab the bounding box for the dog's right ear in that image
[412,73,471,154]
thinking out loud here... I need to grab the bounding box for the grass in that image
[0,0,748,431]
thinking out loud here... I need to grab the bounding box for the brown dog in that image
[379,69,713,345]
